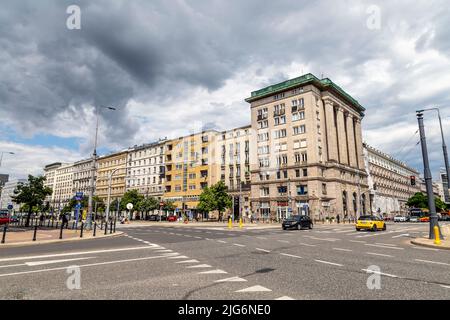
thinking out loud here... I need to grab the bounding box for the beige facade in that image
[73,158,95,197]
[126,140,166,199]
[215,126,253,218]
[95,151,127,203]
[364,143,421,216]
[246,73,369,221]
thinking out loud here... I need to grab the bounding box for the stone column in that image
[354,118,365,169]
[336,107,349,165]
[324,100,338,162]
[346,113,357,168]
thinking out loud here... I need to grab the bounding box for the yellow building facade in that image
[163,130,220,215]
[95,151,127,203]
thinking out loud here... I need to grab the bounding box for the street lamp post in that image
[417,108,450,203]
[416,111,442,239]
[87,106,116,229]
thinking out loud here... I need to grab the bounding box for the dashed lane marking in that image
[332,248,352,252]
[441,285,450,289]
[349,240,366,244]
[280,253,302,259]
[175,260,199,264]
[215,276,247,283]
[186,264,212,269]
[217,240,227,243]
[235,285,272,293]
[298,243,316,247]
[412,246,440,252]
[392,234,410,239]
[277,240,290,243]
[275,296,295,300]
[233,243,246,247]
[365,244,404,250]
[366,252,394,258]
[415,259,450,267]
[255,248,271,253]
[314,260,343,267]
[198,269,228,274]
[362,269,398,278]
[375,243,398,247]
[167,256,189,259]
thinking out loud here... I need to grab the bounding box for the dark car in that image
[282,215,313,230]
[148,215,159,221]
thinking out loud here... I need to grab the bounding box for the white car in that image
[394,215,407,222]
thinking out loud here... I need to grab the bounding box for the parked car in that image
[356,215,386,231]
[0,214,11,225]
[409,216,419,222]
[282,215,313,230]
[167,215,177,222]
[419,216,430,223]
[148,215,159,221]
[394,215,407,222]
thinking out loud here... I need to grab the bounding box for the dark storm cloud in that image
[1,0,450,175]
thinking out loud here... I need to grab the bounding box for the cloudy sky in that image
[1,0,450,180]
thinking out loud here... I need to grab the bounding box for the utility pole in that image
[416,111,442,239]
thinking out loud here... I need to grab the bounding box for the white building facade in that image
[0,179,27,211]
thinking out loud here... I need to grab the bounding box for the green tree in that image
[197,181,232,221]
[12,175,53,227]
[406,192,428,209]
[435,197,447,212]
[120,189,144,213]
[138,196,159,218]
[161,200,176,212]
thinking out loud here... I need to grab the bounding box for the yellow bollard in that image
[228,217,232,229]
[239,218,243,229]
[434,226,441,245]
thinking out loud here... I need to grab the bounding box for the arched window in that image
[342,191,348,217]
[352,192,357,214]
[361,194,367,215]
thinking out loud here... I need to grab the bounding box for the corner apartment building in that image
[43,162,62,207]
[126,139,166,200]
[215,126,253,218]
[54,163,74,208]
[95,151,127,203]
[364,143,421,216]
[73,158,95,197]
[246,73,369,221]
[164,130,219,215]
[0,178,27,211]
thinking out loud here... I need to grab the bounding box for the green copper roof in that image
[245,73,365,114]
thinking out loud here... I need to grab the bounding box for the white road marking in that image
[411,246,439,252]
[366,252,394,258]
[280,253,302,259]
[277,240,290,243]
[25,257,95,266]
[255,248,270,253]
[0,263,26,269]
[235,285,272,293]
[175,260,199,264]
[362,269,398,278]
[314,260,343,267]
[365,244,404,250]
[441,285,450,289]
[415,259,450,267]
[154,250,173,253]
[349,240,366,244]
[0,255,173,278]
[198,269,228,274]
[217,240,227,244]
[275,296,295,300]
[257,237,267,240]
[298,243,316,247]
[194,236,202,239]
[167,256,189,259]
[392,234,409,239]
[186,264,212,268]
[375,243,398,247]
[233,243,246,247]
[215,276,247,283]
[0,246,159,263]
[332,248,352,252]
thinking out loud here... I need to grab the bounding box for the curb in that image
[118,223,281,230]
[410,239,450,251]
[0,231,124,248]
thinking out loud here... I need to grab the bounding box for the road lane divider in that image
[314,260,343,267]
[366,252,394,258]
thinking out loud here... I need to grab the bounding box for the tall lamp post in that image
[417,108,450,203]
[87,106,116,229]
[416,111,442,239]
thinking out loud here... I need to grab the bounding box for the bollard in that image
[239,218,243,229]
[104,222,108,235]
[72,221,75,230]
[59,220,64,239]
[434,226,441,245]
[51,219,54,228]
[228,217,232,229]
[1,225,7,244]
[93,222,97,237]
[100,221,103,230]
[113,219,116,233]
[80,222,84,238]
[110,220,113,234]
[32,226,37,241]
[47,219,51,228]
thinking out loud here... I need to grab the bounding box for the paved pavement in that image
[0,222,449,300]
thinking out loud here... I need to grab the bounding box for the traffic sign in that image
[126,203,133,210]
[7,204,13,210]
[75,192,84,201]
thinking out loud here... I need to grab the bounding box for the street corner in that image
[410,237,450,250]
[0,230,124,248]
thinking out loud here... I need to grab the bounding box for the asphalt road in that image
[0,222,449,300]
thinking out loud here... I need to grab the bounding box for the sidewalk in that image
[0,227,123,248]
[410,237,450,250]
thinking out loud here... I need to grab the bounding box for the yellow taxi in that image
[356,215,386,232]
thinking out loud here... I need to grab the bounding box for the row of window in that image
[258,152,308,168]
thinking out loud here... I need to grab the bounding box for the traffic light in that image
[410,176,416,186]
